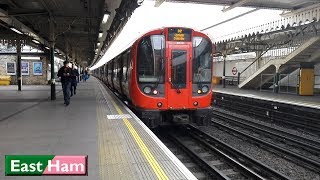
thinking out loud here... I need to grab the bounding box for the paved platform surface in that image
[0,78,194,180]
[213,85,320,109]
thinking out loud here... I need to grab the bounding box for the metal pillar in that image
[274,72,279,93]
[222,55,226,88]
[49,18,56,100]
[17,40,22,91]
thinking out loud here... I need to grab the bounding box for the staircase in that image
[239,36,320,89]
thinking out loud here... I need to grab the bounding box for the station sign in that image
[5,155,87,176]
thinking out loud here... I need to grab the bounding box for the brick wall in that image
[0,55,49,85]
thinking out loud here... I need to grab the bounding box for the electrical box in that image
[299,69,314,96]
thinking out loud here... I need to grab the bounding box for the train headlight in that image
[193,101,198,106]
[143,86,152,94]
[201,85,209,93]
[157,102,162,107]
[153,89,158,95]
[197,89,202,94]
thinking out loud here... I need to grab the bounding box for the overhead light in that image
[102,12,110,23]
[32,39,40,44]
[97,42,101,46]
[45,46,50,50]
[99,32,103,38]
[21,56,41,60]
[10,27,23,34]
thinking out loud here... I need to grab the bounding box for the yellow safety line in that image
[97,103,106,180]
[111,100,169,180]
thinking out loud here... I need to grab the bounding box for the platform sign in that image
[168,28,192,41]
[232,67,238,75]
[5,155,88,176]
[33,62,42,75]
[21,62,29,75]
[6,62,16,75]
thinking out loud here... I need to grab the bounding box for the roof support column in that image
[49,17,56,100]
[16,40,22,91]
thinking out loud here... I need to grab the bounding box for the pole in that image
[49,17,56,100]
[17,40,22,91]
[222,55,226,88]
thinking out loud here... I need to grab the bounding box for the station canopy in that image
[0,0,138,67]
[91,0,320,70]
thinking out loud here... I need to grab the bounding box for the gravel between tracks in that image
[198,121,320,180]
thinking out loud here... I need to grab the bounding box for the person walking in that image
[83,69,88,82]
[57,61,73,106]
[70,64,79,97]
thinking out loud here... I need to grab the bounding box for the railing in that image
[260,74,275,92]
[315,75,320,94]
[279,74,299,94]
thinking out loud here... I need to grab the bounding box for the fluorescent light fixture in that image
[99,33,103,38]
[45,46,50,50]
[102,14,110,23]
[10,27,23,34]
[21,56,41,60]
[32,39,40,44]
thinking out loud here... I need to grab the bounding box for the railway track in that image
[211,108,320,173]
[213,96,320,135]
[161,125,290,180]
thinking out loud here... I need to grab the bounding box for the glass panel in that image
[171,50,187,88]
[137,35,165,83]
[192,37,212,83]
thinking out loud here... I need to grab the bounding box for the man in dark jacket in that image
[57,61,73,106]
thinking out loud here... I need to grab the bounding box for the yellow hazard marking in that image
[112,100,169,180]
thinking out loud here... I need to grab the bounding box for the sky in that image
[90,1,283,70]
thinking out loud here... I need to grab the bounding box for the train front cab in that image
[131,28,213,128]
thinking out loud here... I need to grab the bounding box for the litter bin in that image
[0,76,11,85]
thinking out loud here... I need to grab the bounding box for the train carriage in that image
[94,27,213,128]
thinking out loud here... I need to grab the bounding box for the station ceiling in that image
[157,0,319,10]
[0,0,139,66]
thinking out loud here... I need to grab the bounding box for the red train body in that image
[94,27,213,128]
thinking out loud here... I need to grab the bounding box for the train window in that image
[137,35,165,83]
[122,54,127,82]
[171,50,187,88]
[192,37,212,83]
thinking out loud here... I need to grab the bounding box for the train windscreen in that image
[137,35,165,83]
[192,37,212,83]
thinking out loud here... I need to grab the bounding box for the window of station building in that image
[137,35,165,83]
[192,37,212,83]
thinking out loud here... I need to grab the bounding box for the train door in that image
[167,44,191,109]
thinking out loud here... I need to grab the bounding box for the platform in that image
[213,85,320,110]
[0,78,195,179]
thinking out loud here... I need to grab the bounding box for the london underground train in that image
[94,27,213,128]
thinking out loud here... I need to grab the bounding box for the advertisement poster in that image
[33,62,42,75]
[6,62,16,75]
[21,62,29,75]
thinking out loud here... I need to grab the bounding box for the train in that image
[94,27,213,128]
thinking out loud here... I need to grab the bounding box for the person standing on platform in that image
[83,69,88,82]
[57,61,73,106]
[70,64,79,97]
